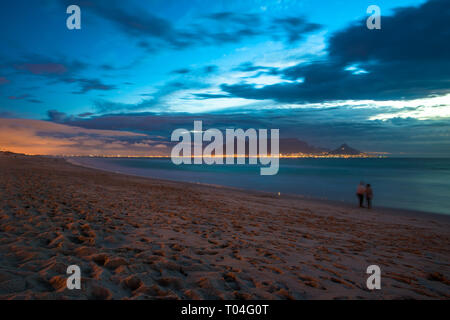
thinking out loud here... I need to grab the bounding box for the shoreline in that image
[1,152,449,299]
[66,157,450,222]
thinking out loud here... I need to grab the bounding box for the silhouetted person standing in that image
[356,181,366,208]
[365,184,373,209]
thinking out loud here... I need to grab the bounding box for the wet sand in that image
[0,152,449,299]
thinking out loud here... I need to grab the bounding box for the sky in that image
[0,0,449,156]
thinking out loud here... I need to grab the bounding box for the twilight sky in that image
[0,0,449,156]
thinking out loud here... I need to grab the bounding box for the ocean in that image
[70,157,450,215]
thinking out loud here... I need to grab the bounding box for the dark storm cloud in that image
[44,108,450,156]
[14,63,67,75]
[328,0,450,62]
[221,0,450,103]
[61,1,321,51]
[78,112,94,118]
[171,68,191,74]
[2,55,116,95]
[63,78,117,94]
[7,93,42,104]
[49,111,268,138]
[47,109,73,122]
[271,17,322,43]
[61,0,219,49]
[204,12,320,44]
[204,11,261,25]
[10,56,87,77]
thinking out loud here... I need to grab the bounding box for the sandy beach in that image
[0,152,449,300]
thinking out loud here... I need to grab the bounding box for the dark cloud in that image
[50,111,268,138]
[6,93,42,103]
[47,109,72,122]
[63,78,116,94]
[8,94,31,100]
[169,65,219,79]
[78,112,94,118]
[233,62,276,73]
[197,11,263,44]
[10,56,87,77]
[84,1,178,42]
[61,1,320,51]
[171,68,190,74]
[136,40,159,53]
[170,65,219,77]
[203,12,320,44]
[99,60,142,73]
[44,108,450,156]
[193,93,231,100]
[95,80,207,113]
[203,65,218,74]
[27,99,43,104]
[271,17,321,43]
[0,77,10,85]
[202,12,320,45]
[2,55,112,96]
[204,12,261,25]
[8,56,116,95]
[221,0,450,103]
[328,0,450,63]
[61,0,199,50]
[14,63,67,75]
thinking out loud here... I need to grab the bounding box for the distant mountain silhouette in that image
[220,137,327,155]
[279,138,327,154]
[328,143,361,155]
[218,138,359,155]
[151,137,363,157]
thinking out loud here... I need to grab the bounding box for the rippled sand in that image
[0,152,449,299]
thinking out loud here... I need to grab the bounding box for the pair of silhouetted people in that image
[356,182,373,209]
